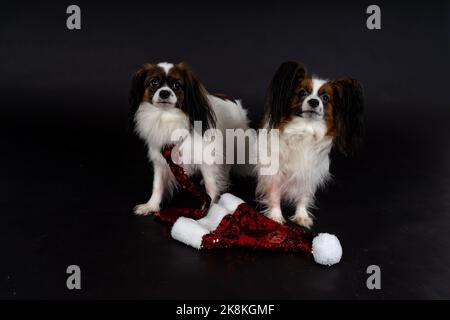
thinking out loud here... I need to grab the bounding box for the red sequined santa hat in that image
[154,144,342,266]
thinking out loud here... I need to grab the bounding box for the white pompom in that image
[312,233,342,266]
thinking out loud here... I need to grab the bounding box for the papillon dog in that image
[256,61,364,228]
[130,62,248,215]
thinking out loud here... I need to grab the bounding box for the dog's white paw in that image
[134,202,160,216]
[266,208,286,224]
[290,214,314,229]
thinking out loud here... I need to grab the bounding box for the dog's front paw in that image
[266,208,286,224]
[134,202,160,216]
[290,214,314,229]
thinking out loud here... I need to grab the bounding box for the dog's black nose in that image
[308,99,320,108]
[159,90,171,99]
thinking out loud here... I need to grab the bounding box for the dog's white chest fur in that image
[135,102,189,150]
[277,118,332,200]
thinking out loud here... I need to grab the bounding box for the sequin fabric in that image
[202,203,315,254]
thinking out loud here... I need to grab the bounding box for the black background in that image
[1,0,449,299]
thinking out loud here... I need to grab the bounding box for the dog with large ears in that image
[130,62,249,215]
[256,61,364,227]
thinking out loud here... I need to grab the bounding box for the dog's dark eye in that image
[173,81,182,90]
[321,94,329,102]
[298,89,308,97]
[150,79,159,88]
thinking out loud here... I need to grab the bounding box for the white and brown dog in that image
[256,61,364,228]
[130,62,248,215]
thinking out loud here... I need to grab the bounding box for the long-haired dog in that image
[256,61,364,228]
[130,62,248,215]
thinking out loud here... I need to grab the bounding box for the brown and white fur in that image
[130,62,248,215]
[256,61,364,228]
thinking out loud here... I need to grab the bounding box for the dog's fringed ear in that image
[265,61,307,128]
[332,78,364,156]
[128,64,152,128]
[178,62,216,133]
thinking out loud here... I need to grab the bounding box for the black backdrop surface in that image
[1,0,449,299]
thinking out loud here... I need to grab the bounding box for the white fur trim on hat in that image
[171,204,233,249]
[198,204,230,232]
[171,217,209,250]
